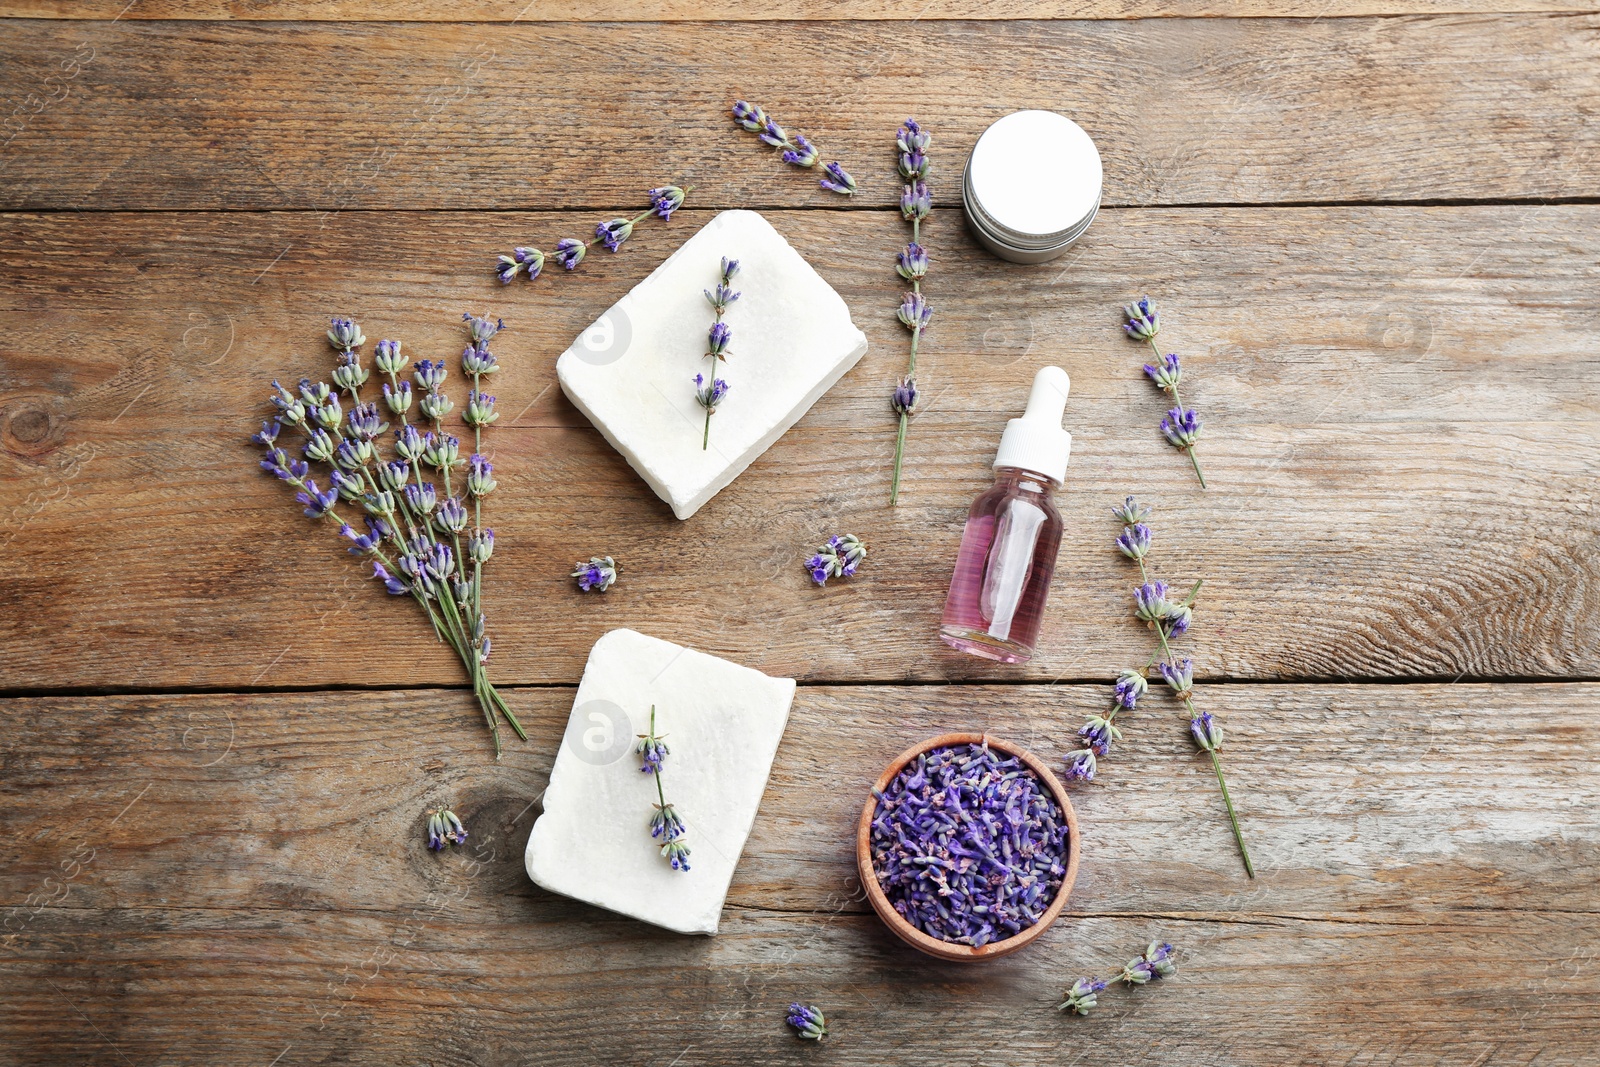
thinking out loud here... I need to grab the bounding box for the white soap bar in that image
[557,209,869,520]
[524,628,796,935]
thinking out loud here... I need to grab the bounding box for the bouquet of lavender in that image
[254,315,525,756]
[888,118,931,505]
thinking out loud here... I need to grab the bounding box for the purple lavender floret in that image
[820,161,857,196]
[1062,748,1098,781]
[869,742,1071,947]
[1113,669,1148,710]
[554,238,586,271]
[786,1003,827,1041]
[1161,406,1202,448]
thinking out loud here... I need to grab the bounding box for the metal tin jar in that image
[962,110,1103,264]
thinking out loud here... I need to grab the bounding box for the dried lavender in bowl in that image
[869,742,1069,947]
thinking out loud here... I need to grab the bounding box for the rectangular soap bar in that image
[524,628,796,935]
[556,209,869,520]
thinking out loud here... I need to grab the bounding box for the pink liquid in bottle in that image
[940,367,1072,664]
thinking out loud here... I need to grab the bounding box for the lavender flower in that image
[1058,977,1106,1016]
[637,730,669,774]
[403,481,437,515]
[425,806,467,851]
[464,389,498,427]
[1078,714,1123,756]
[382,380,412,414]
[897,117,930,177]
[1123,296,1206,487]
[707,320,732,360]
[662,838,691,871]
[466,454,496,497]
[704,256,740,313]
[695,373,729,413]
[462,313,503,346]
[730,101,856,196]
[895,241,928,281]
[435,496,469,534]
[393,423,425,461]
[637,706,689,871]
[1118,941,1177,985]
[1122,297,1159,341]
[898,291,932,331]
[1114,669,1148,710]
[819,161,857,196]
[371,561,408,595]
[805,533,867,586]
[252,419,281,447]
[649,184,686,220]
[553,238,586,271]
[496,246,545,284]
[891,377,919,415]
[414,359,448,393]
[1190,710,1222,752]
[339,520,384,555]
[900,180,931,221]
[374,339,405,375]
[1062,748,1098,781]
[312,395,342,432]
[424,432,462,471]
[332,350,368,393]
[1108,498,1250,876]
[1144,352,1181,390]
[327,316,365,351]
[786,1003,828,1041]
[461,344,498,377]
[379,457,412,491]
[329,469,364,502]
[649,804,684,839]
[698,256,740,449]
[596,217,634,252]
[572,555,618,593]
[1116,522,1151,560]
[469,529,495,564]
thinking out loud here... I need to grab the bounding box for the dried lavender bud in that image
[425,806,467,851]
[782,133,819,168]
[596,217,634,252]
[393,424,425,461]
[332,350,369,393]
[466,453,496,497]
[1118,941,1177,984]
[1078,715,1122,756]
[804,533,867,586]
[662,837,691,871]
[819,161,857,196]
[1144,352,1181,390]
[891,377,919,416]
[423,432,463,471]
[346,401,387,441]
[329,469,364,502]
[1058,977,1106,1016]
[572,555,618,593]
[553,238,586,271]
[897,117,930,178]
[468,529,495,564]
[1161,406,1202,449]
[637,732,669,774]
[371,561,408,595]
[339,521,383,555]
[1111,495,1150,525]
[435,496,469,534]
[312,395,343,432]
[413,359,448,393]
[295,480,337,518]
[707,320,732,360]
[1159,656,1194,697]
[897,291,932,331]
[373,339,405,375]
[694,373,730,412]
[1133,580,1173,624]
[1116,522,1151,560]
[900,179,931,221]
[419,390,453,421]
[1122,297,1159,341]
[731,100,768,131]
[758,118,788,148]
[649,184,686,220]
[362,489,397,519]
[786,1003,827,1041]
[299,378,332,406]
[328,316,366,351]
[403,482,438,515]
[518,246,545,280]
[382,380,412,414]
[649,803,684,839]
[1114,669,1148,710]
[461,344,498,377]
[463,389,498,427]
[462,313,503,346]
[1190,710,1222,752]
[870,742,1071,947]
[1062,748,1098,781]
[895,241,928,281]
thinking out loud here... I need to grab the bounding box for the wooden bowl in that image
[855,731,1081,962]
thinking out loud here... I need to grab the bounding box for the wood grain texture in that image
[1,16,1597,210]
[3,683,1596,1065]
[2,206,1596,691]
[3,206,1600,694]
[5,0,1597,18]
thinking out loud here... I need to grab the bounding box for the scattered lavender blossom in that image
[786,1003,828,1041]
[426,806,468,851]
[255,315,524,756]
[495,185,690,284]
[730,100,856,197]
[697,256,740,449]
[1117,941,1178,985]
[1123,297,1207,487]
[804,533,867,586]
[637,706,690,872]
[889,118,931,506]
[1058,977,1106,1016]
[870,742,1070,947]
[572,555,619,593]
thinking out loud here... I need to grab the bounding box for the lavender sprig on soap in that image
[731,100,857,196]
[889,118,931,505]
[494,185,690,284]
[1122,297,1207,488]
[696,256,740,449]
[255,315,524,757]
[636,706,690,872]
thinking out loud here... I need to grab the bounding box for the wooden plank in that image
[4,0,1596,19]
[3,683,1596,1065]
[1,16,1596,209]
[1,206,1596,690]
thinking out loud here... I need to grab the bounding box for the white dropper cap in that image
[993,366,1072,484]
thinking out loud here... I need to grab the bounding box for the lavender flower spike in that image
[805,533,867,586]
[1058,977,1107,1016]
[786,1003,827,1041]
[1078,714,1122,756]
[327,316,366,351]
[1144,352,1181,390]
[891,377,919,416]
[820,161,857,196]
[596,217,634,253]
[1116,522,1151,560]
[425,806,468,851]
[553,238,586,271]
[1062,748,1098,781]
[897,291,932,331]
[1191,710,1222,752]
[1118,941,1177,985]
[1111,494,1150,525]
[1160,656,1194,696]
[649,184,687,220]
[1122,296,1159,341]
[1114,668,1148,710]
[572,555,619,593]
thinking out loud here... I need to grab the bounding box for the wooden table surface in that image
[3,3,1598,1065]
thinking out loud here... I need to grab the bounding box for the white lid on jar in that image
[968,110,1103,240]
